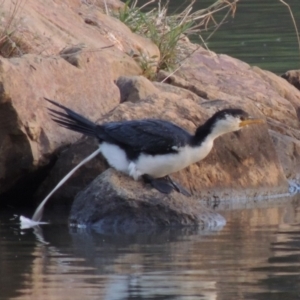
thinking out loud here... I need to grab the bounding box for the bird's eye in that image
[240,116,245,121]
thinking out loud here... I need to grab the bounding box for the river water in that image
[1,1,300,299]
[2,197,300,300]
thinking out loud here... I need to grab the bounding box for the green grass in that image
[116,0,239,78]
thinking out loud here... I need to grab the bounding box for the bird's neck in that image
[193,120,229,146]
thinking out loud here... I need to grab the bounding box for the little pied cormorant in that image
[43,98,263,196]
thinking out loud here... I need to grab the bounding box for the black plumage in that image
[97,119,191,156]
[192,109,249,145]
[46,98,249,158]
[47,98,192,159]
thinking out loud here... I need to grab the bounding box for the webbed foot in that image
[142,174,174,194]
[165,175,191,197]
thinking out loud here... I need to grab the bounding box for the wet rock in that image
[69,168,226,232]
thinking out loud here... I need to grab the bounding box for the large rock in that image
[0,53,121,195]
[69,169,226,233]
[175,47,300,179]
[176,49,299,127]
[0,0,161,198]
[0,0,159,63]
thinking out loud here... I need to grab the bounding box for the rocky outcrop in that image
[0,0,159,197]
[170,49,300,182]
[69,168,226,233]
[0,0,159,61]
[1,0,300,228]
[176,50,299,127]
[0,52,122,195]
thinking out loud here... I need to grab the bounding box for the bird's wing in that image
[96,119,191,155]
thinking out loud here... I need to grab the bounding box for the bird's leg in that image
[165,175,191,197]
[142,174,174,194]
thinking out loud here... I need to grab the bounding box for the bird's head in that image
[207,108,264,138]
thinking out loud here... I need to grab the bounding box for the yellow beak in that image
[239,118,264,127]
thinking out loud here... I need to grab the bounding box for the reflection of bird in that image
[44,98,263,196]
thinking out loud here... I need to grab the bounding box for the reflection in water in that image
[248,202,300,299]
[2,197,300,299]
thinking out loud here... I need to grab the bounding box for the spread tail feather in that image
[44,97,97,137]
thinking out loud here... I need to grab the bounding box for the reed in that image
[117,0,239,76]
[0,0,27,58]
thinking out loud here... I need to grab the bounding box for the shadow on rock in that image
[69,169,226,234]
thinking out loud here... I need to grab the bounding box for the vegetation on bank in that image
[116,0,239,78]
[0,0,298,75]
[0,0,28,58]
[279,0,300,59]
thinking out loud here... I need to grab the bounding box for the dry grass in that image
[279,0,300,60]
[0,0,28,58]
[117,0,239,76]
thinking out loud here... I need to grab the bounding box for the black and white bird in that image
[26,98,264,224]
[44,98,263,195]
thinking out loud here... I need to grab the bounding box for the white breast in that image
[100,139,214,180]
[99,142,130,174]
[133,138,214,178]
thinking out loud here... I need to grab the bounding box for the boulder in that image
[0,52,121,195]
[177,48,299,128]
[0,0,161,198]
[69,168,226,233]
[0,0,159,62]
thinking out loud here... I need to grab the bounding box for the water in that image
[134,0,300,74]
[2,197,300,300]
